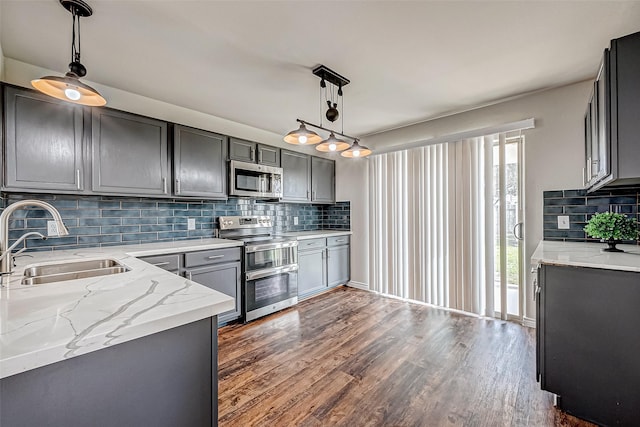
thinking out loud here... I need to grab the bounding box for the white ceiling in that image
[2,1,640,140]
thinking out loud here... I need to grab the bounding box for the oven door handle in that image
[246,264,298,281]
[245,241,299,253]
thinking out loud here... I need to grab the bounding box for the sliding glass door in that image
[493,132,524,321]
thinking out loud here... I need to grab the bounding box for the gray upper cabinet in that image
[173,125,227,199]
[92,108,169,196]
[257,144,280,167]
[230,137,280,166]
[281,149,311,202]
[229,137,256,163]
[311,156,335,203]
[3,86,87,192]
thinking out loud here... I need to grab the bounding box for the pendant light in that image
[31,0,106,107]
[341,140,372,158]
[284,65,372,158]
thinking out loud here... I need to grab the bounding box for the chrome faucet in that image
[0,200,69,276]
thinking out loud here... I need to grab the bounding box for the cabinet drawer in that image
[184,247,241,267]
[327,235,350,247]
[139,254,180,271]
[299,238,327,251]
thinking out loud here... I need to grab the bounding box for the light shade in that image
[32,74,106,107]
[283,122,323,145]
[341,140,372,158]
[315,132,350,153]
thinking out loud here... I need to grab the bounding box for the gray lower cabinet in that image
[281,149,311,202]
[537,264,640,425]
[298,236,350,298]
[92,108,169,196]
[0,317,218,427]
[174,124,227,199]
[311,156,335,203]
[185,262,242,325]
[3,85,87,192]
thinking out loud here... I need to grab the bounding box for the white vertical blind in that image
[369,136,495,316]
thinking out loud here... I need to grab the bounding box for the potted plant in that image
[583,212,639,252]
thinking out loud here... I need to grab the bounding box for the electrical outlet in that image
[187,218,196,230]
[47,221,59,236]
[557,215,570,230]
[293,216,299,225]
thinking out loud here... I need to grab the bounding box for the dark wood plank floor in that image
[218,287,594,427]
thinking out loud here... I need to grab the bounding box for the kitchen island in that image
[0,238,241,427]
[532,240,640,426]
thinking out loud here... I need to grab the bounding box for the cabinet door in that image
[257,144,280,166]
[186,261,241,325]
[229,138,257,163]
[92,109,169,196]
[281,149,311,202]
[595,53,610,181]
[4,86,86,192]
[298,248,326,297]
[174,125,227,199]
[327,244,350,287]
[311,157,335,203]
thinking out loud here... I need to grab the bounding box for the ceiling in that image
[2,1,640,140]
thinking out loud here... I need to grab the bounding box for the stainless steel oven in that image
[229,160,283,199]
[219,216,298,322]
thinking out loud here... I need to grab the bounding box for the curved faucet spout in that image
[0,200,69,276]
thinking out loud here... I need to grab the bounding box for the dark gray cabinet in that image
[229,137,280,167]
[174,124,227,199]
[92,108,169,196]
[3,86,87,192]
[298,235,350,299]
[586,31,640,191]
[186,262,241,325]
[281,149,311,202]
[536,264,640,425]
[311,156,335,203]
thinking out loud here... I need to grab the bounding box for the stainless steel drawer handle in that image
[336,239,346,242]
[207,255,224,260]
[152,261,170,267]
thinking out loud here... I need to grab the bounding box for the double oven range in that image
[218,216,298,322]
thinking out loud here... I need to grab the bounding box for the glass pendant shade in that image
[31,73,106,107]
[283,123,323,145]
[315,132,350,152]
[341,140,372,158]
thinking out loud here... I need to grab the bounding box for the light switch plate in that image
[293,217,299,225]
[557,215,570,230]
[47,221,59,236]
[187,218,196,230]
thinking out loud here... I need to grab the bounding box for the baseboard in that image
[522,317,536,328]
[346,281,369,291]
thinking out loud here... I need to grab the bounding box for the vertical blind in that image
[369,136,496,317]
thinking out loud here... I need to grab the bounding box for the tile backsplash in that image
[1,193,350,251]
[543,187,639,242]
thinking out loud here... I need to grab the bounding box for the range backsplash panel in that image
[543,187,639,243]
[0,193,350,251]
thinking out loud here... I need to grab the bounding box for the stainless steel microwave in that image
[229,160,283,199]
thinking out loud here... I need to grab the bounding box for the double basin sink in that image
[21,259,129,285]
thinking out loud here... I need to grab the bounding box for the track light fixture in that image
[283,65,371,158]
[31,0,106,106]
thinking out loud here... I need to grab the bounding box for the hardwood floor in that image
[218,287,594,427]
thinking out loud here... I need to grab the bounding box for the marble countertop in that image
[0,238,241,379]
[531,240,640,273]
[280,230,352,240]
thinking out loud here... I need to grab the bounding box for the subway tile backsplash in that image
[1,193,350,251]
[543,187,639,243]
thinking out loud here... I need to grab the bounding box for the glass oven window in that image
[246,247,296,270]
[246,272,298,312]
[235,169,272,193]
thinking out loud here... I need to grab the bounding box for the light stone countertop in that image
[0,238,242,379]
[531,240,640,273]
[280,230,352,240]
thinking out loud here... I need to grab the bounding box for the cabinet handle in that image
[207,255,224,260]
[336,239,346,243]
[306,242,317,246]
[162,177,167,194]
[76,169,81,190]
[152,261,170,267]
[306,191,310,200]
[250,147,254,161]
[175,179,181,194]
[582,167,586,186]
[259,150,263,164]
[312,191,316,200]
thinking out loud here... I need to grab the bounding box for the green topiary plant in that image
[583,212,639,252]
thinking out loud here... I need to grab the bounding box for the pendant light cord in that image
[71,10,81,63]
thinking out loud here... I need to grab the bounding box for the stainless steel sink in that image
[21,259,129,285]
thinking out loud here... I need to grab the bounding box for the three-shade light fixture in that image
[283,65,371,158]
[31,0,106,107]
